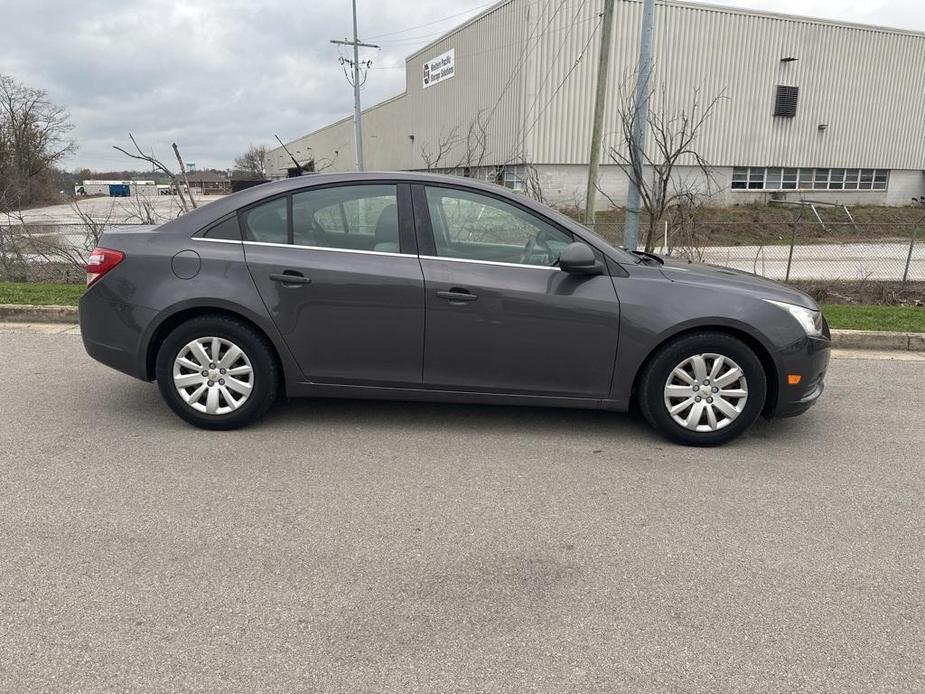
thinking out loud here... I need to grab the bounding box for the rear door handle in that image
[269,272,312,286]
[436,289,478,303]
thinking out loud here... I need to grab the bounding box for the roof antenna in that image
[275,134,304,175]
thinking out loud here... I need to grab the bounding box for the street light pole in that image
[624,0,656,250]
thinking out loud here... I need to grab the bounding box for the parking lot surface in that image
[0,328,922,693]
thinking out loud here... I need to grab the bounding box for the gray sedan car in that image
[79,172,830,445]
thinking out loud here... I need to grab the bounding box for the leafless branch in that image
[608,83,726,251]
[420,126,461,170]
[112,134,190,213]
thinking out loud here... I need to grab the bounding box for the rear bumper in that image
[772,334,831,418]
[79,287,157,381]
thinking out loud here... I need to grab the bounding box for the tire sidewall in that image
[155,317,278,430]
[641,333,767,446]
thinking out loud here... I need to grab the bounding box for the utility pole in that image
[584,0,616,226]
[624,0,656,250]
[331,0,378,171]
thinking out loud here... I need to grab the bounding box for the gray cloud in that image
[0,0,920,170]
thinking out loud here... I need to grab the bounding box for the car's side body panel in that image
[80,230,300,382]
[243,242,426,386]
[607,261,829,414]
[419,257,620,397]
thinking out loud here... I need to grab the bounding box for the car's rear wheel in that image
[638,331,767,446]
[155,316,279,430]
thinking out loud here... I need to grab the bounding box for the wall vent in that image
[774,85,799,117]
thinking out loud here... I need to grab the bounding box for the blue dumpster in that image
[108,184,130,197]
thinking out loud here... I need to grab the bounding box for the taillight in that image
[86,247,125,287]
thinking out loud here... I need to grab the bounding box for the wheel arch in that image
[630,323,781,417]
[143,303,290,383]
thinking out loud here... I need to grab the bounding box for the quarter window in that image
[425,186,572,267]
[203,215,241,240]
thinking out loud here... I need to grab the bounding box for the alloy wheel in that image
[663,353,748,432]
[172,336,254,415]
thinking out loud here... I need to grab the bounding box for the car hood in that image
[657,257,818,309]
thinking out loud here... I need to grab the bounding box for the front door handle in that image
[270,271,312,286]
[436,289,478,303]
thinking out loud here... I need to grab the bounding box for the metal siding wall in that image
[532,0,925,168]
[403,0,529,168]
[268,0,925,175]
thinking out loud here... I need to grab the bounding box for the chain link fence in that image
[585,220,925,287]
[0,222,112,283]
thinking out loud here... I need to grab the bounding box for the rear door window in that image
[241,197,288,244]
[292,185,399,253]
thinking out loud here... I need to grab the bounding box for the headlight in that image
[764,299,824,337]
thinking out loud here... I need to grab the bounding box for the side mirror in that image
[559,242,603,275]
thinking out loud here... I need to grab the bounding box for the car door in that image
[414,184,620,397]
[241,182,424,386]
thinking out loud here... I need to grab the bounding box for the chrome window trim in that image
[242,240,410,258]
[192,238,560,270]
[419,254,561,272]
[190,236,243,245]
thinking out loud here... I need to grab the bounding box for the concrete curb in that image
[0,303,922,351]
[0,304,79,324]
[829,329,925,352]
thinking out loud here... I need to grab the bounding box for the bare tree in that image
[0,212,30,281]
[456,110,489,171]
[608,86,725,252]
[312,145,346,173]
[113,134,190,213]
[420,126,460,170]
[521,164,547,204]
[664,191,707,261]
[1,199,116,282]
[123,191,163,225]
[0,74,76,211]
[233,144,269,179]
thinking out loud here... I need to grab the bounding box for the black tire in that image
[638,331,767,446]
[155,315,280,430]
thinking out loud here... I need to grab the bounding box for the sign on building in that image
[423,49,455,89]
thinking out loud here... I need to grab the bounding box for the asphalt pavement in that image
[0,327,922,693]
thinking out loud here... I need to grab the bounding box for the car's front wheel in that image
[155,315,279,430]
[638,331,767,446]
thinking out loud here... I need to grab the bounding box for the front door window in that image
[424,186,572,266]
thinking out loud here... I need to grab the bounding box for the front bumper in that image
[772,334,831,418]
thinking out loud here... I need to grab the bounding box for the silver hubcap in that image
[172,337,254,415]
[664,353,748,432]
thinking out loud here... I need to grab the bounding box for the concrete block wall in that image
[534,165,925,210]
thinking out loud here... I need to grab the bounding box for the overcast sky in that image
[0,0,920,171]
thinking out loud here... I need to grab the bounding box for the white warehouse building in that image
[267,0,925,208]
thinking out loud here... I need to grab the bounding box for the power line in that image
[518,0,591,138]
[374,14,599,65]
[482,0,569,133]
[519,16,603,144]
[364,0,500,40]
